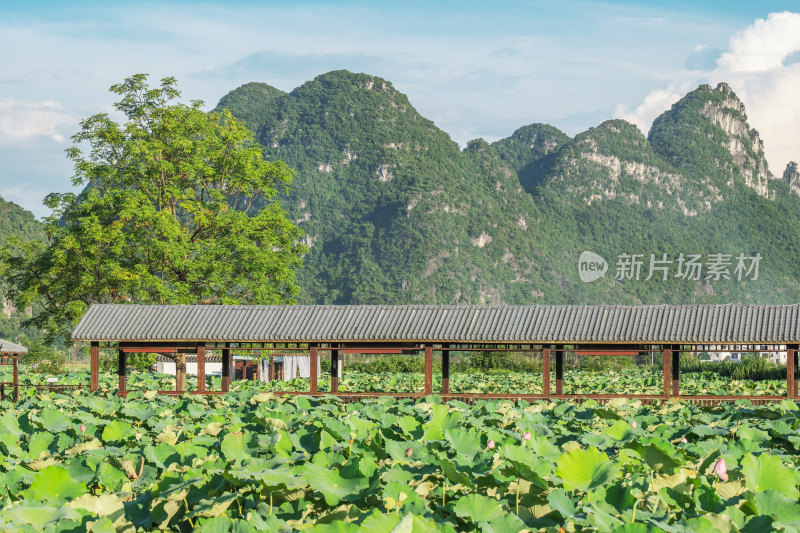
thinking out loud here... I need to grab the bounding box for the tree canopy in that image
[1,74,306,340]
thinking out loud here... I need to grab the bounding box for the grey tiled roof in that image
[71,304,800,344]
[0,339,27,354]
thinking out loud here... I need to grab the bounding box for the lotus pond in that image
[4,366,787,397]
[3,376,800,532]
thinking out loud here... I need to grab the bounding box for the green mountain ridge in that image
[217,71,800,306]
[0,195,44,342]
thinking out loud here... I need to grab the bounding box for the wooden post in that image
[671,344,680,396]
[331,346,339,393]
[555,345,564,395]
[542,346,551,396]
[90,341,99,392]
[12,356,19,402]
[424,345,433,395]
[309,344,318,394]
[792,344,800,398]
[442,344,450,394]
[788,345,796,399]
[221,344,230,392]
[197,344,206,392]
[118,348,127,397]
[175,353,187,392]
[663,346,671,398]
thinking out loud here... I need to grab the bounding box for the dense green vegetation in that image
[0,195,45,344]
[0,75,305,344]
[3,372,800,531]
[212,72,800,307]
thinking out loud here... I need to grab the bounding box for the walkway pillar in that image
[197,344,206,392]
[309,344,318,394]
[331,345,339,393]
[555,345,564,395]
[424,345,433,395]
[12,356,18,402]
[268,355,275,382]
[788,345,797,399]
[90,341,99,392]
[221,343,231,392]
[671,344,680,396]
[118,348,127,397]
[662,345,671,398]
[441,344,450,394]
[542,346,551,396]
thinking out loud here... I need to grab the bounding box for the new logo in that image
[579,251,608,282]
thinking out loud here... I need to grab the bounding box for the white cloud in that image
[718,11,800,72]
[616,11,800,174]
[613,88,683,134]
[0,98,75,145]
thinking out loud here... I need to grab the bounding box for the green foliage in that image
[3,380,800,531]
[680,354,785,381]
[1,74,306,341]
[23,342,66,374]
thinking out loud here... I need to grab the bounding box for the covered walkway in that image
[71,303,800,403]
[0,339,27,402]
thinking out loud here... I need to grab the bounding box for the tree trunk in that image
[175,353,187,392]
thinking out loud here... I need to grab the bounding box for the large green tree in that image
[1,74,306,343]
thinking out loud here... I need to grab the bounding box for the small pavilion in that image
[0,338,27,402]
[71,303,800,404]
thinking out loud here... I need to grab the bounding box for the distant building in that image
[155,354,319,381]
[693,344,787,364]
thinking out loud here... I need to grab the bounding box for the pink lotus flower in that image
[80,424,86,433]
[713,458,728,481]
[405,447,413,457]
[680,436,688,444]
[522,431,531,441]
[631,421,637,429]
[487,439,495,449]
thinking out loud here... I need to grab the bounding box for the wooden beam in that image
[331,346,339,393]
[309,344,318,394]
[542,347,551,396]
[196,344,206,392]
[118,348,127,397]
[663,346,671,398]
[424,345,433,395]
[221,344,230,392]
[441,343,450,394]
[671,344,680,397]
[90,341,99,392]
[269,355,275,382]
[555,346,563,395]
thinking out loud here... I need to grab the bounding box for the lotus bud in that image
[713,458,728,481]
[349,438,355,444]
[680,436,687,444]
[487,439,495,449]
[405,447,413,457]
[522,431,531,441]
[631,421,637,429]
[80,423,86,433]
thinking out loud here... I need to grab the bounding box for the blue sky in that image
[1,1,799,217]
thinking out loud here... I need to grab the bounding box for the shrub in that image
[23,342,66,374]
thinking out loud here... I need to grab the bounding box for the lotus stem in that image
[516,478,520,515]
[270,492,273,516]
[184,497,193,528]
